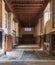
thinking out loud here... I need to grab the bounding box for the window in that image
[24,28,31,31]
[44,3,50,26]
[44,11,50,25]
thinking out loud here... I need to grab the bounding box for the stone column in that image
[2,0,6,52]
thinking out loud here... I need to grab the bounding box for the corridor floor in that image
[0,49,55,61]
[0,61,55,65]
[0,49,55,65]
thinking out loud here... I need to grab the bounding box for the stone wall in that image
[0,0,2,27]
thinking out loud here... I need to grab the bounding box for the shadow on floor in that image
[20,50,55,60]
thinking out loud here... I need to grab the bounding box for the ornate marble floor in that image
[0,49,55,61]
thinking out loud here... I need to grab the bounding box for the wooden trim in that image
[5,0,13,12]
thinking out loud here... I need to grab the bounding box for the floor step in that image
[15,45,39,49]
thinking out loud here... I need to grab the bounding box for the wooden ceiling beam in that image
[14,9,39,11]
[14,12,39,14]
[11,0,44,2]
[12,4,43,7]
[14,9,39,12]
[37,0,49,18]
[11,0,44,1]
[5,0,48,27]
[14,7,41,9]
[4,0,13,12]
[11,1,43,4]
[12,4,43,6]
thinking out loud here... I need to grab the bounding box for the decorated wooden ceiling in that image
[5,0,49,27]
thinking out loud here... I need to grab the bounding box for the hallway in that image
[0,0,55,65]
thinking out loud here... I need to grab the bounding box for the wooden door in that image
[6,35,12,51]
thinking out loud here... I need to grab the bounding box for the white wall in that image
[44,1,55,34]
[15,22,19,37]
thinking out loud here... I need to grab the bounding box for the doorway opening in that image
[0,31,2,49]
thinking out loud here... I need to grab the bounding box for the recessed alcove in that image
[0,31,2,49]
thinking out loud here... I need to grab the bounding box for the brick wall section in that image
[0,0,2,27]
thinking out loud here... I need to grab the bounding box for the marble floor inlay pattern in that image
[0,49,55,61]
